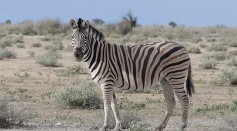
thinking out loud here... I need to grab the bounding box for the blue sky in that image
[1,0,237,27]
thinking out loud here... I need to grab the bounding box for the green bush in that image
[0,97,35,128]
[199,58,217,69]
[211,68,237,86]
[56,65,87,76]
[36,50,62,67]
[53,83,102,109]
[208,43,227,51]
[228,59,237,67]
[229,41,237,47]
[35,18,64,35]
[0,49,16,60]
[202,51,230,61]
[188,46,201,54]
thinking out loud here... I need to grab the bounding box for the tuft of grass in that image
[0,49,16,60]
[211,68,237,86]
[36,50,62,67]
[188,46,201,54]
[0,97,36,128]
[199,58,217,69]
[53,82,102,109]
[196,100,237,114]
[31,42,42,47]
[118,97,145,110]
[16,43,25,48]
[56,65,87,76]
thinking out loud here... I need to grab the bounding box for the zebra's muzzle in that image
[74,47,83,62]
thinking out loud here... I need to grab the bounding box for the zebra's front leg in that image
[111,93,122,131]
[100,84,113,131]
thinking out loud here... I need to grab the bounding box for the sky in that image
[1,0,237,27]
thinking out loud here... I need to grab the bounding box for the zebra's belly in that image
[114,75,158,91]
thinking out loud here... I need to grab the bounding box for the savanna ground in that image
[0,19,237,131]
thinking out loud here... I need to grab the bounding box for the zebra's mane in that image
[88,24,105,42]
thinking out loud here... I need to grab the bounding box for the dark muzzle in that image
[74,47,83,62]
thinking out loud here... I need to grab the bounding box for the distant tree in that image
[122,10,137,32]
[168,21,177,28]
[5,19,11,24]
[116,10,138,35]
[92,18,105,25]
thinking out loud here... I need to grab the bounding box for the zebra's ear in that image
[81,20,89,29]
[69,19,77,29]
[77,18,83,28]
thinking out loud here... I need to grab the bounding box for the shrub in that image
[31,42,42,47]
[208,43,227,51]
[53,83,102,109]
[230,50,237,56]
[228,59,237,67]
[188,46,201,54]
[199,58,217,69]
[0,35,12,48]
[44,40,64,51]
[202,51,230,61]
[36,50,62,67]
[229,41,237,47]
[40,36,51,41]
[16,43,25,48]
[0,97,35,128]
[211,68,237,86]
[35,18,63,35]
[0,49,16,60]
[11,35,24,43]
[56,65,87,76]
[27,51,35,57]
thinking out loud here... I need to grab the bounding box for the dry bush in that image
[36,50,62,67]
[202,51,230,61]
[53,82,102,109]
[199,58,217,69]
[208,43,227,51]
[0,49,16,60]
[0,97,35,128]
[211,68,237,86]
[188,46,201,54]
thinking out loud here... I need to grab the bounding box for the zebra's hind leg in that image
[156,78,176,131]
[111,92,122,131]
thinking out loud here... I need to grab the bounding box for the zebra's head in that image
[69,18,89,62]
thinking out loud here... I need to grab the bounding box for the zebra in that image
[69,18,195,131]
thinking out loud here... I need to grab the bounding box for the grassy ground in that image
[0,24,237,131]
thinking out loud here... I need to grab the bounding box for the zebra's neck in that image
[83,34,110,83]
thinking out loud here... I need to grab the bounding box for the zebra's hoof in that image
[100,125,110,131]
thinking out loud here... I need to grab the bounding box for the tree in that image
[168,21,177,28]
[92,18,105,25]
[5,19,11,24]
[122,10,137,32]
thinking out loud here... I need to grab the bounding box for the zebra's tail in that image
[186,64,195,97]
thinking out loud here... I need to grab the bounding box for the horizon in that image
[1,0,237,27]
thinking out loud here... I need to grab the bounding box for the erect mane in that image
[88,24,105,42]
